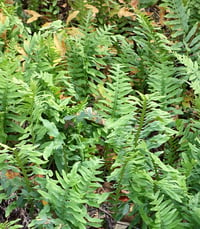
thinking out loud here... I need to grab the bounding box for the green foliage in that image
[0,1,200,228]
[30,158,108,228]
[161,0,200,58]
[0,219,21,229]
[147,61,183,113]
[92,64,134,120]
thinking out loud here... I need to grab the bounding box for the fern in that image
[0,59,25,144]
[161,0,189,38]
[92,64,134,120]
[147,61,183,113]
[131,10,173,92]
[32,158,108,229]
[0,142,50,220]
[188,0,200,23]
[108,140,188,228]
[175,54,200,95]
[134,93,176,150]
[0,219,21,229]
[149,191,182,229]
[161,0,200,58]
[66,22,116,99]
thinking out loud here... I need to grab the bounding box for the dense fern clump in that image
[0,0,200,228]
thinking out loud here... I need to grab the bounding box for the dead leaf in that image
[130,0,139,9]
[108,47,118,55]
[5,0,14,3]
[118,7,136,20]
[66,10,79,25]
[85,4,99,17]
[53,34,66,56]
[118,0,125,3]
[41,200,48,206]
[0,12,7,24]
[42,22,52,28]
[16,46,27,57]
[119,195,129,202]
[66,27,84,37]
[61,3,67,8]
[158,6,166,26]
[5,170,20,179]
[24,10,42,24]
[114,221,130,229]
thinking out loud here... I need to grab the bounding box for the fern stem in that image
[134,96,147,147]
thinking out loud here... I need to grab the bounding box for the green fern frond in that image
[92,64,134,120]
[66,24,114,99]
[188,0,200,23]
[35,158,108,229]
[133,10,171,59]
[0,74,25,144]
[131,10,173,92]
[150,191,183,229]
[183,22,200,58]
[147,62,183,113]
[161,0,200,57]
[134,93,176,150]
[161,0,189,38]
[175,54,200,95]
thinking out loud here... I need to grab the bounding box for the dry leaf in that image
[0,12,7,24]
[42,22,52,28]
[118,7,136,20]
[108,47,118,55]
[53,58,62,66]
[130,0,139,9]
[16,46,27,57]
[53,34,66,56]
[24,10,42,24]
[5,170,20,179]
[59,94,70,100]
[61,3,67,8]
[85,4,99,17]
[66,11,79,25]
[158,6,166,26]
[66,27,84,37]
[41,200,48,206]
[114,221,130,229]
[5,0,14,3]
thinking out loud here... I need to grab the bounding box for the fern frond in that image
[161,0,189,38]
[150,191,182,229]
[92,64,134,120]
[175,54,200,95]
[0,73,25,144]
[183,22,200,58]
[161,0,200,57]
[134,93,176,150]
[131,10,173,92]
[65,22,116,99]
[147,62,183,113]
[188,0,200,23]
[36,158,108,229]
[133,10,171,60]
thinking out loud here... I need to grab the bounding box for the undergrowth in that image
[0,0,200,228]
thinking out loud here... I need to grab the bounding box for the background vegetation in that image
[0,0,200,228]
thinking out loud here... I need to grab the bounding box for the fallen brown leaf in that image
[66,11,79,25]
[118,7,136,20]
[24,10,42,24]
